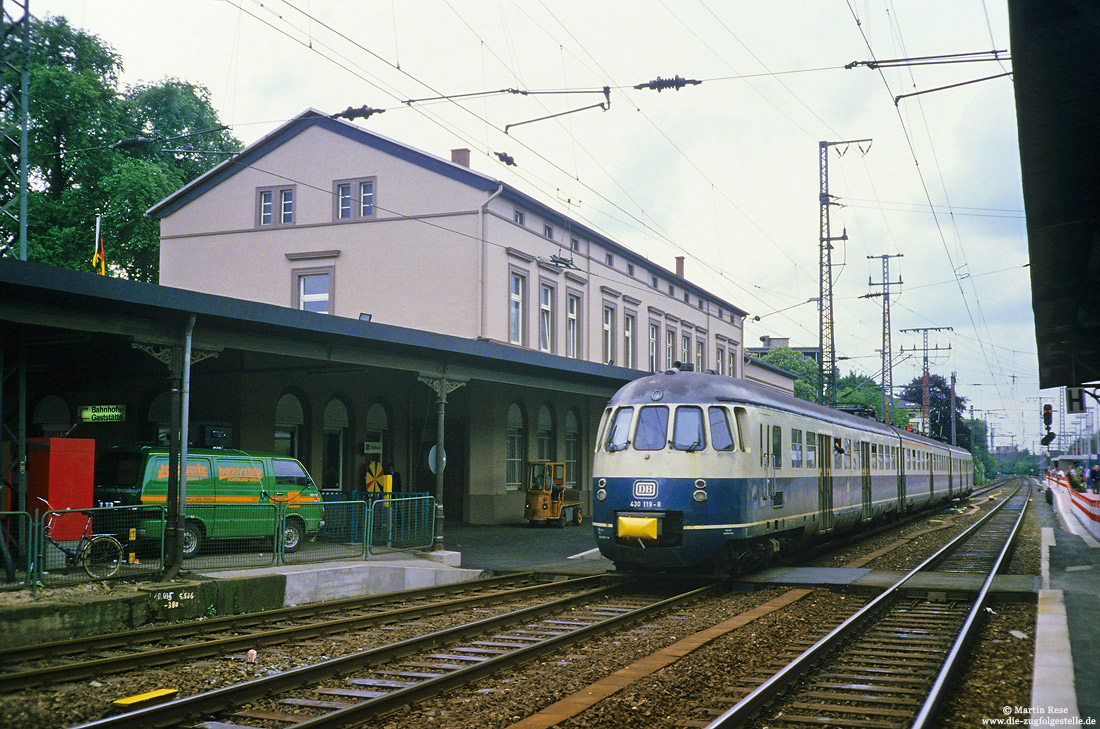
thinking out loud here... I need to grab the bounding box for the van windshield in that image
[95,451,143,489]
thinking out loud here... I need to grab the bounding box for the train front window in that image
[634,405,669,451]
[605,407,634,451]
[709,407,735,451]
[671,406,705,451]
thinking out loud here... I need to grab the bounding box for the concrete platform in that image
[1033,479,1100,724]
[196,551,481,607]
[733,565,1039,600]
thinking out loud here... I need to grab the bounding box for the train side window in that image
[805,431,817,469]
[595,408,612,453]
[634,405,670,451]
[708,407,735,451]
[791,429,803,468]
[844,438,852,470]
[671,406,705,451]
[771,425,783,469]
[733,407,748,452]
[605,407,634,451]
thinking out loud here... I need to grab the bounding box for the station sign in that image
[79,404,126,422]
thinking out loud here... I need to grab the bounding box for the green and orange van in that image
[94,446,324,557]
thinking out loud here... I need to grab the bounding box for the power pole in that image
[818,138,871,407]
[864,253,903,423]
[900,326,952,437]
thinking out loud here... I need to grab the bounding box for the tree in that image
[836,371,911,428]
[898,374,968,446]
[759,347,819,402]
[4,15,240,281]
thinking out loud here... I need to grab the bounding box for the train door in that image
[860,442,872,521]
[817,432,834,532]
[896,445,905,511]
[760,421,777,504]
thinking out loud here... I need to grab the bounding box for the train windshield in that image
[709,407,736,451]
[605,407,634,451]
[670,406,705,451]
[634,406,669,450]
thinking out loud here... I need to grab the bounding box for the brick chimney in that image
[675,256,685,278]
[451,148,471,167]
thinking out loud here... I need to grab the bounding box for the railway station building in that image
[2,110,797,525]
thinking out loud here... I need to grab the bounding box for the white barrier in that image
[1044,474,1100,539]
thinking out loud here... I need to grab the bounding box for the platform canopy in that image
[1009,0,1100,389]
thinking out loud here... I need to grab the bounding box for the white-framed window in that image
[543,223,554,239]
[509,271,526,345]
[682,333,691,364]
[648,322,659,372]
[623,312,635,369]
[539,283,554,352]
[293,266,334,314]
[605,253,614,267]
[651,275,659,289]
[716,346,725,376]
[564,411,580,488]
[696,340,705,370]
[505,404,525,490]
[570,237,580,252]
[666,329,675,368]
[602,304,616,364]
[514,208,525,226]
[257,185,295,227]
[627,263,635,276]
[566,293,581,359]
[334,178,376,220]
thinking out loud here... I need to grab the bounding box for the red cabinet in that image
[27,438,94,539]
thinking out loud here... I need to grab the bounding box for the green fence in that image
[0,511,31,588]
[1,493,438,591]
[367,495,436,554]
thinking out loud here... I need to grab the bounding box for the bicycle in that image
[37,499,124,580]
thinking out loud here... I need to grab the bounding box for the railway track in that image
[699,480,1031,729]
[0,572,608,692]
[71,579,722,729]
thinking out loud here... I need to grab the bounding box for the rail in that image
[704,480,1029,729]
[72,580,723,729]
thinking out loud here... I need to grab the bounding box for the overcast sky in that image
[39,0,1063,451]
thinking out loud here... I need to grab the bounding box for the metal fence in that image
[367,495,436,554]
[0,511,31,588]
[34,505,164,587]
[0,493,437,591]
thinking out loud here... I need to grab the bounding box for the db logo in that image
[633,480,658,499]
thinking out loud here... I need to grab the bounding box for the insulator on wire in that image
[633,75,701,92]
[495,151,516,166]
[332,105,385,121]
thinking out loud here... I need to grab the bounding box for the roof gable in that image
[146,109,500,219]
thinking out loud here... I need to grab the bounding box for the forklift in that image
[523,461,583,527]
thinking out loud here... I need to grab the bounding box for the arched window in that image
[564,411,581,488]
[275,393,305,458]
[506,404,525,490]
[537,405,554,462]
[33,395,70,438]
[322,399,350,491]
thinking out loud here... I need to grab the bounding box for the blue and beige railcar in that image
[591,368,972,572]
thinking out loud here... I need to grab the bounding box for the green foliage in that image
[758,347,819,402]
[6,15,240,281]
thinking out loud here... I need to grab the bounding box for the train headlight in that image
[693,489,708,502]
[694,479,706,491]
[596,488,607,501]
[597,478,607,488]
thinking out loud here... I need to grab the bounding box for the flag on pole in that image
[92,214,105,275]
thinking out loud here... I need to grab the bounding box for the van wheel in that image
[181,522,203,559]
[282,519,305,554]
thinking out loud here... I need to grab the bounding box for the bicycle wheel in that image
[83,535,123,579]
